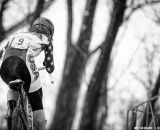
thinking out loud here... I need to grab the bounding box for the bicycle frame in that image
[8,79,33,130]
[7,67,46,130]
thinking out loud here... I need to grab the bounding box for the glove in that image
[43,41,55,73]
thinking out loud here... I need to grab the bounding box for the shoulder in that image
[30,33,49,45]
[11,32,49,45]
[13,32,41,39]
[13,32,30,37]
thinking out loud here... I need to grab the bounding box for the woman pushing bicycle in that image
[0,17,55,130]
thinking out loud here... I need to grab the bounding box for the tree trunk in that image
[50,0,98,130]
[0,0,10,41]
[94,72,108,130]
[79,0,126,130]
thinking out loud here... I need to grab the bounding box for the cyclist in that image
[0,17,55,130]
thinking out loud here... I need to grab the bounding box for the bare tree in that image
[2,0,160,130]
[79,0,127,130]
[49,0,98,129]
[93,72,108,130]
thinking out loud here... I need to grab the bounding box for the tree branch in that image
[88,44,102,58]
[71,44,88,58]
[0,0,10,41]
[67,0,73,47]
[125,0,160,21]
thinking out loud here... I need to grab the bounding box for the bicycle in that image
[6,66,47,130]
[7,79,33,130]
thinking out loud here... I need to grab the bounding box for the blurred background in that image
[0,0,160,130]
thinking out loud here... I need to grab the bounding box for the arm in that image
[43,40,55,73]
[0,41,9,59]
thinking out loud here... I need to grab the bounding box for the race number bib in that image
[10,36,30,49]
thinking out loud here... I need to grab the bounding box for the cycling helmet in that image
[32,17,54,36]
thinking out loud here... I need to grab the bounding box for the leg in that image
[0,56,31,111]
[0,56,31,129]
[28,88,46,130]
[0,56,31,107]
[26,53,46,129]
[33,110,46,130]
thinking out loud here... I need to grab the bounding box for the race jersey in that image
[2,32,52,92]
[8,32,49,57]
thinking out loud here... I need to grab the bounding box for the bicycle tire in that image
[7,79,33,130]
[11,107,29,130]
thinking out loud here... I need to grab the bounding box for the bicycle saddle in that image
[8,79,24,91]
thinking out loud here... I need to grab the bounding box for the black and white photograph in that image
[0,0,160,130]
